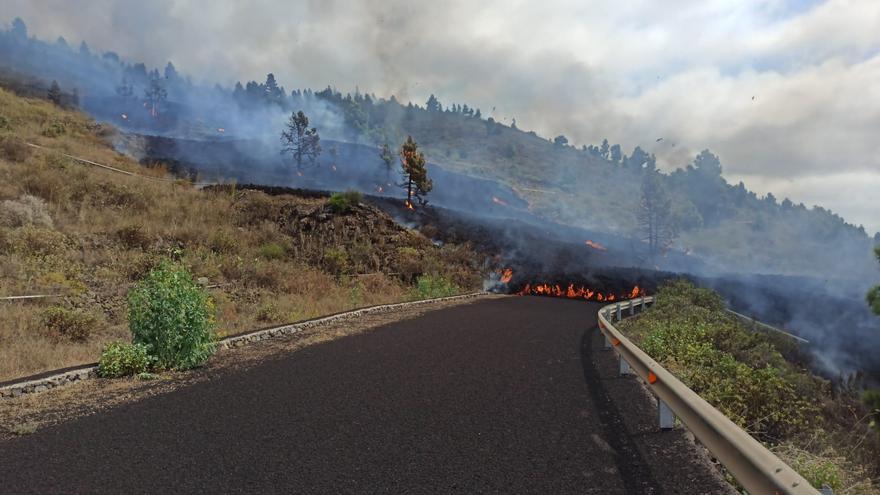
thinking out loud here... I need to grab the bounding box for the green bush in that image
[774,444,846,492]
[98,342,153,378]
[620,280,818,440]
[412,274,459,299]
[259,241,286,260]
[41,306,95,342]
[328,190,363,213]
[127,260,216,370]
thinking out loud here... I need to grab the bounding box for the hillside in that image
[0,87,482,381]
[1,20,876,282]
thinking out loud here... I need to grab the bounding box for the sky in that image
[4,0,879,233]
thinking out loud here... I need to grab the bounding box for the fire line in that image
[517,283,641,302]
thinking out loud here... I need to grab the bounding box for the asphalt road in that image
[0,297,729,494]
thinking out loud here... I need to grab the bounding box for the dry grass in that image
[0,87,480,381]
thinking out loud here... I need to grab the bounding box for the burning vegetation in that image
[494,266,642,302]
[584,239,607,251]
[517,283,640,302]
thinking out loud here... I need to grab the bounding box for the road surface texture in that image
[0,296,732,494]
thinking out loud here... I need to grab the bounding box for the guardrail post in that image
[603,335,612,349]
[619,356,631,376]
[641,298,647,311]
[629,301,635,316]
[658,398,675,430]
[615,304,622,321]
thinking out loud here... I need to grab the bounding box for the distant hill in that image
[1,17,876,282]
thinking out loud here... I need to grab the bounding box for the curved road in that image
[0,297,730,494]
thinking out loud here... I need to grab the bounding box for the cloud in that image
[4,0,878,231]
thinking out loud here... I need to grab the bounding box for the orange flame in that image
[499,268,513,284]
[492,196,509,207]
[404,199,415,210]
[585,240,607,251]
[517,283,641,302]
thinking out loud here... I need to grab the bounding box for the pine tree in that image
[379,143,394,171]
[398,136,432,207]
[47,80,62,105]
[11,17,27,39]
[610,144,622,163]
[264,73,285,106]
[281,111,322,170]
[425,94,440,112]
[638,172,676,256]
[116,77,134,98]
[867,246,880,315]
[599,139,610,159]
[144,70,167,117]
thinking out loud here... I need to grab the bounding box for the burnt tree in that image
[281,110,322,170]
[398,136,432,207]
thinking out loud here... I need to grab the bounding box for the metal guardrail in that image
[597,296,820,495]
[726,308,810,344]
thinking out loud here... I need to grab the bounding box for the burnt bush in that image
[115,224,151,250]
[41,306,96,342]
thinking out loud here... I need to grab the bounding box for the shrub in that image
[0,115,10,130]
[115,224,151,249]
[328,190,362,213]
[255,302,282,322]
[8,225,69,257]
[863,389,880,432]
[41,306,95,342]
[209,229,238,254]
[259,241,286,260]
[0,195,53,228]
[98,342,153,378]
[322,247,349,276]
[396,246,423,282]
[41,119,66,137]
[128,260,216,370]
[774,444,850,492]
[620,280,818,440]
[0,135,30,162]
[412,274,459,299]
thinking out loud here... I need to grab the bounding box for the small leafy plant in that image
[97,342,153,378]
[328,190,362,213]
[127,260,216,370]
[412,274,459,299]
